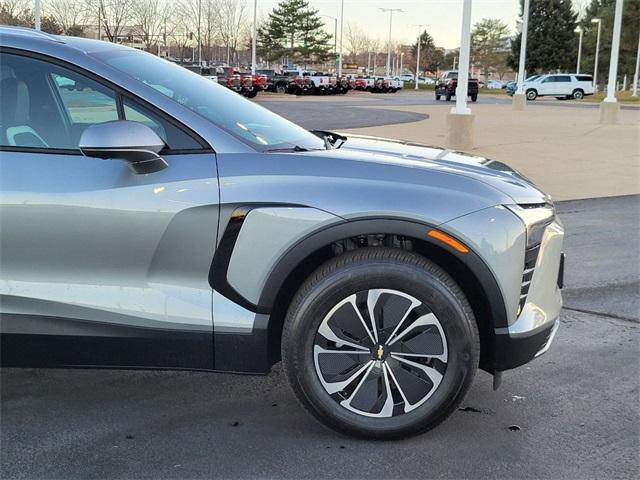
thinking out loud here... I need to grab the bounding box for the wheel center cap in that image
[375,344,385,361]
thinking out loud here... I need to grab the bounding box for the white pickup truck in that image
[523,74,595,100]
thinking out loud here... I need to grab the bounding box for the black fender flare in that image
[258,218,508,329]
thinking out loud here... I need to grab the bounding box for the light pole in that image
[251,0,257,74]
[574,26,583,74]
[633,31,639,97]
[446,0,474,151]
[600,0,625,124]
[34,0,41,30]
[380,8,402,76]
[338,0,344,77]
[513,0,530,110]
[321,15,338,72]
[400,52,404,75]
[591,18,601,90]
[453,0,472,115]
[411,24,426,90]
[197,0,202,66]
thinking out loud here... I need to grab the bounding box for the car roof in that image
[0,25,130,54]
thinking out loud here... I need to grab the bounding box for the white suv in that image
[524,74,594,100]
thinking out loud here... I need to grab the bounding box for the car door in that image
[0,51,219,369]
[537,76,554,95]
[553,75,572,95]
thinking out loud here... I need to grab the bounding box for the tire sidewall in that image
[284,257,478,437]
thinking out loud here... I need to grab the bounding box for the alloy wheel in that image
[313,289,448,418]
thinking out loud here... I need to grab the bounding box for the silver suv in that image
[0,28,565,438]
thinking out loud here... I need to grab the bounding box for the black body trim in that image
[0,315,213,369]
[493,321,557,371]
[208,203,304,314]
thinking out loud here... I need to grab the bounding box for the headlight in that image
[505,203,555,249]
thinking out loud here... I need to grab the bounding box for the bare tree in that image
[344,23,369,63]
[98,0,134,42]
[167,4,195,61]
[45,0,91,34]
[132,0,170,51]
[217,0,247,65]
[201,0,222,62]
[0,0,31,19]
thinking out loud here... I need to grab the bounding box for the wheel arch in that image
[260,218,505,374]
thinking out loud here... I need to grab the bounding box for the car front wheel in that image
[572,89,584,100]
[282,248,479,439]
[526,89,537,100]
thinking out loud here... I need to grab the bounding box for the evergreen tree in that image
[411,30,445,73]
[508,0,578,74]
[258,0,333,64]
[580,0,640,87]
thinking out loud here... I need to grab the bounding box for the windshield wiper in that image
[311,130,347,149]
[264,145,311,153]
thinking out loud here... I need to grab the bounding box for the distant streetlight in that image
[320,15,338,60]
[197,0,202,66]
[591,19,601,89]
[34,0,41,30]
[400,51,404,75]
[632,31,639,97]
[251,0,257,74]
[380,7,402,76]
[338,0,344,77]
[411,24,427,90]
[574,26,583,74]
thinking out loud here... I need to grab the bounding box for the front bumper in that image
[494,220,565,371]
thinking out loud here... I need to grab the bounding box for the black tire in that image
[275,83,287,95]
[435,94,441,101]
[246,89,258,98]
[470,93,478,102]
[572,89,584,100]
[445,92,452,101]
[282,248,479,439]
[526,89,537,100]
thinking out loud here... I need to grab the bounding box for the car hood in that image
[334,133,550,205]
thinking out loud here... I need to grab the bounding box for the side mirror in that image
[79,120,168,174]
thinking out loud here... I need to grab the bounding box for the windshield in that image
[94,49,325,152]
[525,75,540,82]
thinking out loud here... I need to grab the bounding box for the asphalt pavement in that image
[256,90,639,130]
[1,194,638,480]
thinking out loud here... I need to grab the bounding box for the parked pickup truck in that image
[435,70,479,102]
[216,66,254,96]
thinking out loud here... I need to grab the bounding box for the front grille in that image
[518,245,540,315]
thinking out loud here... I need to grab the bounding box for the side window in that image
[122,98,201,151]
[0,52,117,149]
[51,72,118,147]
[556,76,571,82]
[0,52,203,152]
[541,77,552,83]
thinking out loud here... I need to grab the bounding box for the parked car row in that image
[352,76,404,93]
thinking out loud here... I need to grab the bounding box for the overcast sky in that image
[258,0,521,49]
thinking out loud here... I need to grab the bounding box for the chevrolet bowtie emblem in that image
[376,345,384,360]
